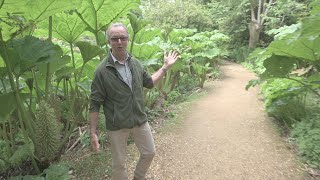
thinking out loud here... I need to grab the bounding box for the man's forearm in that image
[152,50,179,85]
[151,66,168,85]
[90,112,99,134]
[89,111,100,152]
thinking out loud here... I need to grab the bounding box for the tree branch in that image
[261,0,274,25]
[251,4,256,21]
[257,0,262,24]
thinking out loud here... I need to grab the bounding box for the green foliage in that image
[168,29,197,44]
[44,164,71,180]
[0,140,9,170]
[9,175,44,180]
[60,150,113,179]
[50,11,87,43]
[128,13,149,36]
[243,48,267,75]
[246,1,320,171]
[261,78,307,108]
[75,41,104,63]
[310,0,320,15]
[207,0,310,48]
[142,0,213,31]
[0,133,35,173]
[8,164,70,180]
[207,0,250,47]
[266,24,301,40]
[229,46,252,62]
[131,40,162,61]
[2,36,63,77]
[269,98,307,127]
[77,0,140,33]
[144,88,161,108]
[292,113,320,168]
[166,90,182,104]
[261,78,309,125]
[78,131,108,149]
[245,79,261,90]
[262,55,297,78]
[130,28,162,44]
[9,137,34,167]
[0,0,81,41]
[181,30,228,87]
[264,0,308,31]
[34,101,60,161]
[246,2,320,95]
[0,92,29,123]
[264,15,320,63]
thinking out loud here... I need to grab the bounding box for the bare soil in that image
[129,61,311,180]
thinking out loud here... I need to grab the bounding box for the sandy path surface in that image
[129,61,308,180]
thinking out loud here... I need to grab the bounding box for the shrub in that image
[261,78,309,128]
[268,97,307,128]
[229,46,252,63]
[292,113,320,168]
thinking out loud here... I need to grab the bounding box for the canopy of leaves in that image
[77,0,140,33]
[0,0,81,41]
[130,28,162,44]
[51,12,87,43]
[1,36,63,77]
[75,41,105,63]
[131,42,162,61]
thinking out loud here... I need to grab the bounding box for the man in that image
[89,22,179,180]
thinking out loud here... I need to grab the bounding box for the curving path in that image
[129,61,308,180]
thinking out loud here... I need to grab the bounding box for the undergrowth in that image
[260,78,320,170]
[291,113,320,168]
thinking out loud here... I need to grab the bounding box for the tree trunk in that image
[248,0,274,48]
[248,21,262,49]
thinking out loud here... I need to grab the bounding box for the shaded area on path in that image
[140,61,308,180]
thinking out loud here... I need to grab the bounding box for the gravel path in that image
[129,61,309,180]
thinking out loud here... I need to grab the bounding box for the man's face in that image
[108,26,129,54]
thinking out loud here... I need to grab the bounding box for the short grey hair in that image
[106,23,129,39]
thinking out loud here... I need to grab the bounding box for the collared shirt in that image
[110,53,133,90]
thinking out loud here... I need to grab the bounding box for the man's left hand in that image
[163,50,179,69]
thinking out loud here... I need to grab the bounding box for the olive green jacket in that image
[89,52,154,131]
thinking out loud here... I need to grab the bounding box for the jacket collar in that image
[105,49,132,67]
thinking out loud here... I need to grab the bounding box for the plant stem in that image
[130,33,136,54]
[15,76,34,133]
[8,117,14,154]
[45,16,53,100]
[1,79,7,92]
[0,123,12,155]
[286,77,320,98]
[32,69,42,102]
[70,43,77,84]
